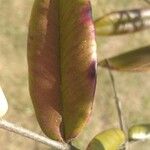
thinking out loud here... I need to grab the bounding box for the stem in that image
[108,69,125,131]
[106,60,127,150]
[0,119,70,150]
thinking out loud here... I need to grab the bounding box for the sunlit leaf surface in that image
[129,124,150,141]
[95,9,150,35]
[0,87,8,118]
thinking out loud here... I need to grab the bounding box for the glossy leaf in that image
[95,9,150,35]
[86,128,126,150]
[129,124,150,141]
[0,87,8,118]
[99,46,150,71]
[27,0,97,142]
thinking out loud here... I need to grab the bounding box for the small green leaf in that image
[86,128,126,150]
[129,124,150,141]
[99,46,150,71]
[95,9,150,35]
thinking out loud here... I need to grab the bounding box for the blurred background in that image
[0,0,150,149]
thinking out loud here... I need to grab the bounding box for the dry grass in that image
[0,0,150,149]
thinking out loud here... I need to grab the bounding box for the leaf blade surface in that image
[27,0,97,142]
[99,46,150,71]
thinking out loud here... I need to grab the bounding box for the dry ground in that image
[0,0,150,149]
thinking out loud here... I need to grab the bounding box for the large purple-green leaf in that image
[86,128,126,150]
[95,9,150,35]
[27,0,97,142]
[99,46,150,71]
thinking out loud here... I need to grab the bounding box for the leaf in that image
[0,87,8,118]
[86,128,126,150]
[27,0,97,142]
[129,124,150,141]
[99,46,150,71]
[94,9,150,35]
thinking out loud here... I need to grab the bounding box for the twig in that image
[0,119,70,150]
[106,60,127,150]
[107,68,125,130]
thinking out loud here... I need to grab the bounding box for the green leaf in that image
[95,9,150,35]
[99,46,150,71]
[27,0,97,142]
[86,128,126,150]
[129,124,150,141]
